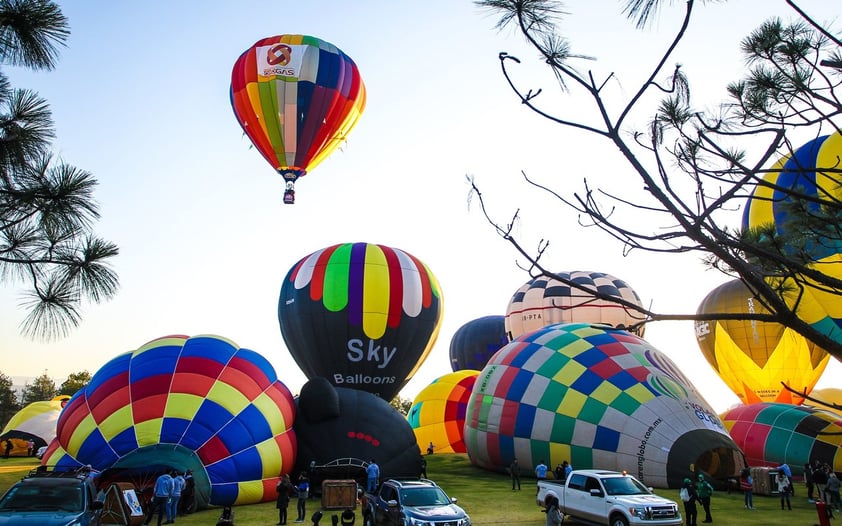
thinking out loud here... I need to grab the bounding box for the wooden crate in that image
[321,479,358,510]
[751,466,779,496]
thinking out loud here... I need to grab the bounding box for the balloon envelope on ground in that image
[449,315,508,372]
[464,323,745,488]
[0,396,70,456]
[408,370,479,454]
[294,378,421,482]
[279,242,443,400]
[54,335,297,508]
[505,271,646,341]
[722,402,842,476]
[694,278,829,405]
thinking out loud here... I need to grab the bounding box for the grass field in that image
[0,454,831,525]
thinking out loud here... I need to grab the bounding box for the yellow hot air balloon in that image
[694,279,830,405]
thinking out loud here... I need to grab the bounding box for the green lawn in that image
[0,454,830,525]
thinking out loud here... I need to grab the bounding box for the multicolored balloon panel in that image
[408,370,479,454]
[464,323,744,488]
[54,335,297,508]
[505,271,646,341]
[449,315,508,372]
[741,131,842,345]
[722,402,842,476]
[279,242,443,400]
[695,279,829,405]
[230,34,366,190]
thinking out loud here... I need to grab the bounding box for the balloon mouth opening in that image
[102,445,210,509]
[279,169,305,181]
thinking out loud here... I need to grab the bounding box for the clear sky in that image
[1,1,839,413]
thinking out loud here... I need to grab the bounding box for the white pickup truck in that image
[536,469,682,526]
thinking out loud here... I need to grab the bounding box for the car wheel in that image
[610,515,629,526]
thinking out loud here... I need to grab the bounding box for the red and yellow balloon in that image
[407,371,479,454]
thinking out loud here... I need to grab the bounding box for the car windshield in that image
[0,485,83,512]
[602,476,650,496]
[400,487,451,507]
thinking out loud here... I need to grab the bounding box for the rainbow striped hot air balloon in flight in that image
[50,335,296,508]
[278,242,443,401]
[231,34,366,204]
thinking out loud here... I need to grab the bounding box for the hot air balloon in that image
[804,387,842,418]
[52,335,297,508]
[0,395,70,456]
[449,315,508,371]
[293,378,421,486]
[464,322,745,488]
[231,34,366,204]
[722,402,842,476]
[407,370,479,454]
[278,242,443,401]
[742,130,842,345]
[694,279,830,405]
[505,271,646,341]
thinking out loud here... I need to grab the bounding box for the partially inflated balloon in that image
[278,242,443,400]
[294,378,421,480]
[694,279,829,405]
[465,323,744,488]
[449,315,508,372]
[407,371,479,454]
[231,34,366,203]
[0,396,69,455]
[805,388,842,418]
[722,402,842,476]
[742,131,842,344]
[505,271,646,340]
[54,335,297,508]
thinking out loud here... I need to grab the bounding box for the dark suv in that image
[0,467,103,526]
[363,478,471,526]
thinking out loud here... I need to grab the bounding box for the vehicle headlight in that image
[458,516,471,526]
[407,517,432,526]
[629,506,651,519]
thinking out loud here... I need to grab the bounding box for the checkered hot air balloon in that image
[464,322,745,488]
[505,271,647,341]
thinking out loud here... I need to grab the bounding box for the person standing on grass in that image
[805,462,815,502]
[276,473,293,525]
[740,468,754,510]
[777,471,792,510]
[815,461,829,503]
[544,494,563,526]
[144,471,173,526]
[294,473,309,523]
[681,477,698,526]
[826,472,841,512]
[695,473,714,523]
[535,460,548,481]
[168,471,184,523]
[366,459,380,492]
[510,458,521,490]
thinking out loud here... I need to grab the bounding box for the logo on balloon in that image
[267,43,292,66]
